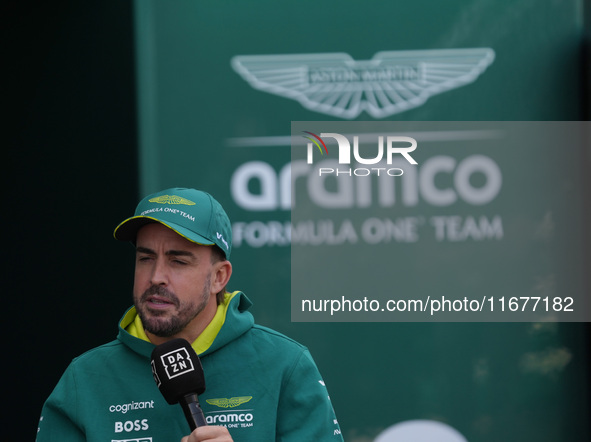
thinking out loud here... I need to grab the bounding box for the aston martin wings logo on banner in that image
[231,48,495,119]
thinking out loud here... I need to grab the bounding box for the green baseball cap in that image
[114,188,232,259]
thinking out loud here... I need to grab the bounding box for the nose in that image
[150,257,169,286]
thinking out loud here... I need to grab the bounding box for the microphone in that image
[150,338,207,430]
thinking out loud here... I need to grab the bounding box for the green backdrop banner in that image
[133,1,589,440]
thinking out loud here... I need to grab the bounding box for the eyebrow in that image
[136,246,196,258]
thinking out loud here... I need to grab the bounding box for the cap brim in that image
[113,216,215,246]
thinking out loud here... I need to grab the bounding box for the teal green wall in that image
[133,1,590,440]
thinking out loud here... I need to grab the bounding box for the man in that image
[37,187,343,442]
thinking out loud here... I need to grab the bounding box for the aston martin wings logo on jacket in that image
[231,48,495,119]
[206,396,253,408]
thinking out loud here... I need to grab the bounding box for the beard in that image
[134,275,211,338]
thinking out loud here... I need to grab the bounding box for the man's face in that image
[133,223,217,340]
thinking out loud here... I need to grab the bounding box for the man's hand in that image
[180,425,233,442]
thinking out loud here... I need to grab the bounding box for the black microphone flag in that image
[151,338,207,430]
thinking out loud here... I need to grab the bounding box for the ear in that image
[210,260,232,294]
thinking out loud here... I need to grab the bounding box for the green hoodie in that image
[37,292,343,441]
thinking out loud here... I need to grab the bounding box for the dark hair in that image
[210,245,228,305]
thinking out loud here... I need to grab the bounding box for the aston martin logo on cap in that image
[231,48,495,119]
[149,195,196,206]
[206,396,253,408]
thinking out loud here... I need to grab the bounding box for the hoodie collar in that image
[118,291,254,358]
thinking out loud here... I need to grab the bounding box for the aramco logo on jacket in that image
[231,48,495,119]
[205,396,255,427]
